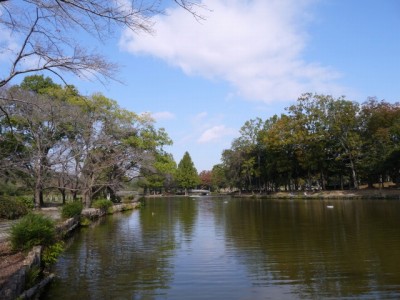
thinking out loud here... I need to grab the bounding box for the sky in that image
[3,0,400,172]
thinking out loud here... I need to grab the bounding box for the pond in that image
[41,196,400,299]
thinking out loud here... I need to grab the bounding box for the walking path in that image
[0,220,15,243]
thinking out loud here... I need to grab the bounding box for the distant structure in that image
[188,189,211,196]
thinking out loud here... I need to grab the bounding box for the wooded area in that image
[0,76,173,207]
[212,93,400,193]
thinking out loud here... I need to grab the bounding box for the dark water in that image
[41,197,400,299]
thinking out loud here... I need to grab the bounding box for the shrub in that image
[10,213,56,251]
[0,197,29,219]
[25,266,41,289]
[92,199,113,211]
[42,241,64,267]
[80,216,91,226]
[61,201,83,219]
[15,196,35,210]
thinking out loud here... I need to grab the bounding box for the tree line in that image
[0,75,175,208]
[0,76,205,206]
[211,93,400,193]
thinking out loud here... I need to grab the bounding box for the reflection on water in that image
[42,197,400,299]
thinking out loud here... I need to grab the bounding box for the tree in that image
[0,0,204,88]
[359,98,400,187]
[199,170,212,190]
[211,164,228,192]
[326,98,362,189]
[139,152,177,195]
[176,152,199,195]
[0,76,174,207]
[0,78,78,207]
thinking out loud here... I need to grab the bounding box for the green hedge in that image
[10,213,56,251]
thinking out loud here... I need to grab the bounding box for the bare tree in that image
[0,0,205,87]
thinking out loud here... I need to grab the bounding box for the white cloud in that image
[192,111,208,124]
[151,111,175,121]
[0,30,19,63]
[120,0,345,103]
[197,125,236,143]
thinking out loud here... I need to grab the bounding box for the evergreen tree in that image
[176,152,199,195]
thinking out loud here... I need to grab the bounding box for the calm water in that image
[42,197,400,299]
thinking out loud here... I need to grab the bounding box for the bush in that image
[42,241,64,267]
[10,213,56,251]
[25,266,41,289]
[15,196,35,210]
[92,199,113,211]
[80,216,91,226]
[61,201,83,219]
[0,197,29,219]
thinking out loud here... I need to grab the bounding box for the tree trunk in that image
[34,167,42,209]
[34,184,41,209]
[349,158,358,189]
[83,189,91,208]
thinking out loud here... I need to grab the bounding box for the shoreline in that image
[144,188,400,200]
[232,189,400,200]
[0,201,141,300]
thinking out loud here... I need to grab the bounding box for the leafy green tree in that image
[176,152,199,195]
[0,76,174,207]
[326,98,362,189]
[286,93,332,190]
[211,164,228,192]
[262,114,300,191]
[0,78,78,208]
[20,75,60,94]
[237,118,263,192]
[359,98,400,187]
[140,152,177,195]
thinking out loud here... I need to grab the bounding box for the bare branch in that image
[0,0,207,87]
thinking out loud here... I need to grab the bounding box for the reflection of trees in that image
[222,199,400,298]
[45,197,198,299]
[141,197,198,243]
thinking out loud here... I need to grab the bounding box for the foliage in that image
[92,199,113,211]
[16,196,35,210]
[25,266,41,289]
[199,170,212,190]
[0,75,174,208]
[61,201,83,219]
[42,242,65,267]
[211,164,228,192]
[0,181,25,196]
[0,197,30,220]
[176,152,199,193]
[10,213,56,250]
[80,217,92,227]
[219,93,400,192]
[139,152,177,194]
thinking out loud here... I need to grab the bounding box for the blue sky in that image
[3,0,400,172]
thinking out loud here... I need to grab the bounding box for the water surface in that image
[42,197,400,299]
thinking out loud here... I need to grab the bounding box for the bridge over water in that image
[188,189,211,196]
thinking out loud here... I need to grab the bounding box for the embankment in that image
[0,202,140,300]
